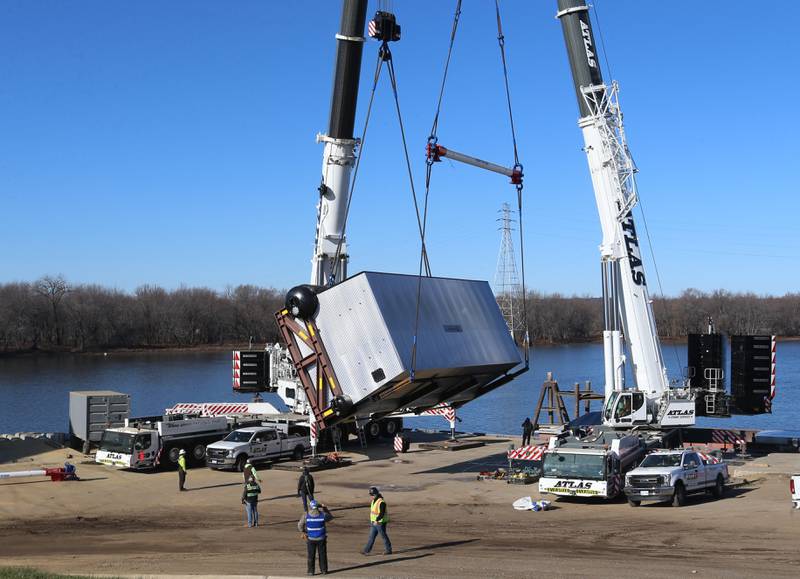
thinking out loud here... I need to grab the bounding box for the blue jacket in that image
[299,508,333,541]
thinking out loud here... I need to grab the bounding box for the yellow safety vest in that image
[370,497,388,524]
[178,456,187,472]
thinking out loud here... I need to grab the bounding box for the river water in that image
[1,343,797,435]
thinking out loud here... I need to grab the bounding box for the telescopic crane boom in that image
[310,0,369,288]
[556,0,694,428]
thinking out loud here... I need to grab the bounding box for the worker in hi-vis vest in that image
[298,499,333,575]
[241,475,262,527]
[177,449,187,491]
[361,486,392,555]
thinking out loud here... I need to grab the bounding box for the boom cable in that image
[328,50,387,285]
[591,1,680,375]
[494,0,529,365]
[410,0,464,379]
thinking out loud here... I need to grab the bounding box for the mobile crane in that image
[556,0,695,429]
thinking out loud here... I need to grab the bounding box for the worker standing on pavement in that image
[241,474,261,527]
[177,449,187,491]
[297,467,315,512]
[298,500,333,575]
[361,486,392,555]
[521,417,533,446]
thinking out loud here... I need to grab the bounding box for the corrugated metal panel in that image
[313,272,520,416]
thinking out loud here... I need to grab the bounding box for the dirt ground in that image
[1,435,799,578]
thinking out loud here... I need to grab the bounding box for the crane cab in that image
[603,391,647,427]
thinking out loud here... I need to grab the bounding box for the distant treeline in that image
[524,289,797,344]
[0,276,795,353]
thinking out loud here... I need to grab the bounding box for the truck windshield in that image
[542,452,606,480]
[639,454,682,468]
[223,431,253,443]
[99,431,135,454]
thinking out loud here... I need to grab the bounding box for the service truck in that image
[96,413,251,470]
[205,425,311,471]
[625,449,729,507]
[539,428,646,499]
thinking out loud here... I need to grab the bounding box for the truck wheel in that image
[672,482,687,507]
[712,475,725,499]
[293,445,305,461]
[366,421,381,440]
[627,498,641,507]
[381,419,400,438]
[192,444,206,462]
[235,455,248,472]
[167,447,181,465]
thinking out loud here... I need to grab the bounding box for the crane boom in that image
[310,0,369,287]
[556,0,693,427]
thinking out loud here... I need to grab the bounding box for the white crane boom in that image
[556,0,694,428]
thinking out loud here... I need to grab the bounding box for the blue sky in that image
[1,1,797,296]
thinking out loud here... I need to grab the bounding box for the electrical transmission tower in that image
[493,202,524,340]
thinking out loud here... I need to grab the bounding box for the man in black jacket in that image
[297,467,315,512]
[521,417,533,446]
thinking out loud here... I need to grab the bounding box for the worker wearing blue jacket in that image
[298,500,333,575]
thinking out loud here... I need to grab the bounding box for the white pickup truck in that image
[205,426,310,471]
[791,474,800,509]
[625,449,729,507]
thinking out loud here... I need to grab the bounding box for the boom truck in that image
[555,0,695,431]
[541,0,700,497]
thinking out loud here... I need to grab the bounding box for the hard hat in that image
[179,449,186,455]
[369,486,379,496]
[245,460,252,467]
[309,500,318,510]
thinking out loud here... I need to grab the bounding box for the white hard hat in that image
[179,449,186,455]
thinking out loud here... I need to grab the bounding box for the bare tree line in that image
[504,288,795,344]
[0,277,794,353]
[0,276,284,353]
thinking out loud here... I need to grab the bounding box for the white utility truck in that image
[205,426,311,471]
[625,449,729,507]
[96,413,251,470]
[790,474,800,509]
[539,429,646,499]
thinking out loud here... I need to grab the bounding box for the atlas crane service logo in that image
[621,213,646,286]
[579,20,597,68]
[553,480,593,489]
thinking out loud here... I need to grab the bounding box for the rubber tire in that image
[167,447,181,464]
[293,445,305,461]
[366,421,381,440]
[192,443,206,462]
[711,475,724,499]
[672,483,687,507]
[235,455,248,473]
[628,498,641,507]
[382,419,399,438]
